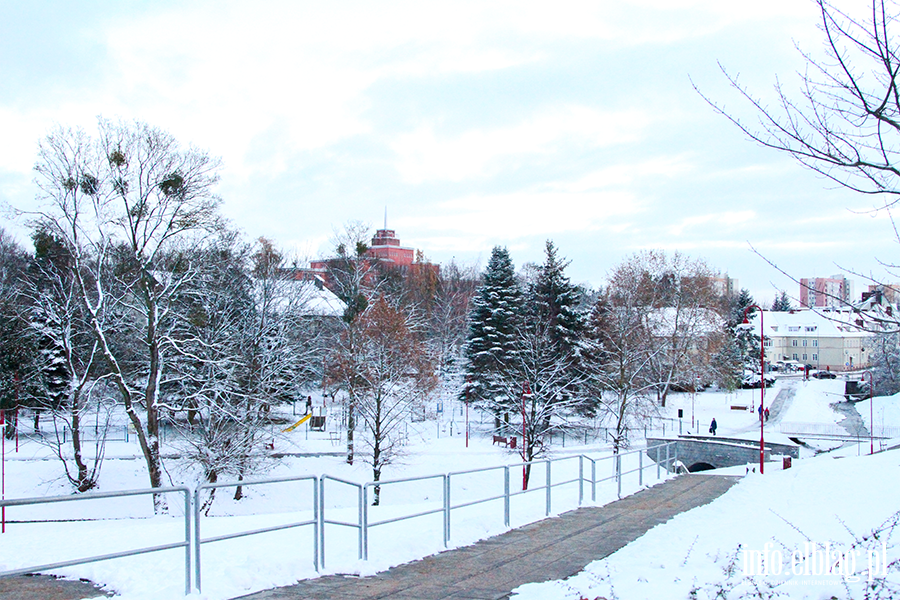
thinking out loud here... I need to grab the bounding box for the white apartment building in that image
[750,309,872,371]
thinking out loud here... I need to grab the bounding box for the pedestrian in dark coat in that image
[709,418,717,436]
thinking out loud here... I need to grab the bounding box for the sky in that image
[0,0,896,305]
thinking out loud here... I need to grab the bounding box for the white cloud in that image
[399,187,642,241]
[391,106,652,183]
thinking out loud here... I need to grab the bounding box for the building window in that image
[792,353,799,360]
[805,326,817,332]
[789,326,801,332]
[813,340,818,347]
[792,340,798,347]
[803,353,808,360]
[812,353,818,361]
[802,339,808,347]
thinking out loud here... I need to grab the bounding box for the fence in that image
[0,486,192,595]
[1,442,677,595]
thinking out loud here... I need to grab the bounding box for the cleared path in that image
[235,474,739,600]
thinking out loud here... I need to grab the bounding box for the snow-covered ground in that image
[1,378,897,599]
[510,447,900,600]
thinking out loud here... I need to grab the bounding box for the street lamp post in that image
[863,370,874,454]
[522,382,532,491]
[740,305,766,474]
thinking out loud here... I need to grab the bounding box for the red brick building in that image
[302,227,436,292]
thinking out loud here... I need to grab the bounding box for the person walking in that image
[709,418,717,436]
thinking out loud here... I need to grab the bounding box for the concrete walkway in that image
[235,474,739,600]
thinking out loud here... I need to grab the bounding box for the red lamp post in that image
[740,305,766,474]
[863,370,874,455]
[1,409,5,533]
[522,382,532,491]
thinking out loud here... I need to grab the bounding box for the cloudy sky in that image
[0,0,895,304]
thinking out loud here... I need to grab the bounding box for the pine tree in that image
[531,240,586,355]
[771,291,793,312]
[463,247,522,411]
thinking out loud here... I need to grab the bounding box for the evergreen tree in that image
[530,240,586,355]
[771,291,793,312]
[462,247,522,411]
[729,288,762,376]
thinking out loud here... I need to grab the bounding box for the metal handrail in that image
[320,474,364,567]
[0,486,192,595]
[0,440,681,593]
[193,474,318,592]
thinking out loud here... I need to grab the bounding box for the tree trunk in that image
[346,402,355,465]
[70,399,93,492]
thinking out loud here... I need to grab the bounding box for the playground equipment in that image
[283,413,312,433]
[283,408,327,433]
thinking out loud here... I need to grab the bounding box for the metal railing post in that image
[443,474,450,547]
[361,485,368,561]
[639,450,643,487]
[545,460,551,516]
[656,445,661,479]
[616,454,622,499]
[312,477,319,572]
[193,486,202,592]
[503,465,510,527]
[591,459,596,502]
[578,456,583,505]
[674,442,679,473]
[320,478,326,568]
[184,488,192,596]
[665,443,671,474]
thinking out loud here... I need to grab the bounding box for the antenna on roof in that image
[384,206,388,230]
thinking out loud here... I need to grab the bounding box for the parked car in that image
[741,370,776,389]
[812,370,837,379]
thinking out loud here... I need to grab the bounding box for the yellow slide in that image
[283,413,312,432]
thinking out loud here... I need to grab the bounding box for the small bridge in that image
[646,435,800,473]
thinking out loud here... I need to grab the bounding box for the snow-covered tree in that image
[870,330,900,395]
[462,247,523,420]
[771,291,794,312]
[30,119,223,510]
[25,227,111,492]
[327,296,436,504]
[589,270,660,453]
[509,242,592,484]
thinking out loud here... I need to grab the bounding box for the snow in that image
[510,449,900,600]
[2,378,898,599]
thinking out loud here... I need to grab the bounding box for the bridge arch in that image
[687,462,716,473]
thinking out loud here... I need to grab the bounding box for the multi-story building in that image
[709,274,738,299]
[303,225,437,293]
[799,275,853,309]
[751,309,872,371]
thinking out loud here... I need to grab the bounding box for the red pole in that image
[864,371,874,455]
[465,377,470,448]
[759,307,765,475]
[2,409,6,533]
[743,305,765,474]
[522,383,530,491]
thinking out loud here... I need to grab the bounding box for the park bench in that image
[492,435,517,449]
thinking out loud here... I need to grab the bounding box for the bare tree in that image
[701,0,900,201]
[589,285,660,454]
[28,119,222,510]
[324,221,380,465]
[24,228,111,492]
[327,296,436,504]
